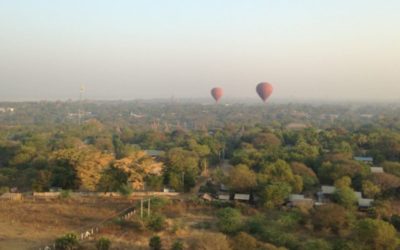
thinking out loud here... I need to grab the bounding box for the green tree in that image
[97,167,128,192]
[166,147,200,191]
[333,186,357,209]
[260,160,303,193]
[362,180,381,198]
[216,208,242,234]
[259,181,292,209]
[334,176,352,188]
[32,170,52,191]
[290,162,318,190]
[228,164,257,192]
[355,218,399,250]
[381,161,400,177]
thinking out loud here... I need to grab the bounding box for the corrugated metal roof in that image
[354,156,373,162]
[289,194,305,201]
[234,193,250,201]
[371,167,384,173]
[358,198,374,207]
[218,194,230,200]
[321,185,336,194]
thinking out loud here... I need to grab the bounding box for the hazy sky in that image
[0,1,399,101]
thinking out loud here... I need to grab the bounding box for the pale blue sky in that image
[0,1,399,101]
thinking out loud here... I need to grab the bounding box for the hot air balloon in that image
[256,82,273,102]
[211,87,223,103]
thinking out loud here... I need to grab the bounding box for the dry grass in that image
[0,196,220,250]
[0,197,132,250]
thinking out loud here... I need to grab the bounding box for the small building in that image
[287,194,314,208]
[289,194,305,201]
[354,192,363,199]
[321,185,336,194]
[317,186,336,203]
[234,193,250,201]
[163,188,175,193]
[145,150,165,157]
[354,157,373,165]
[218,193,230,201]
[370,167,384,174]
[200,193,213,201]
[358,198,374,209]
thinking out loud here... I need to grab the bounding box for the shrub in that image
[55,233,79,250]
[60,189,71,199]
[231,232,258,250]
[150,196,172,210]
[147,213,166,231]
[96,237,111,250]
[245,215,265,235]
[216,207,242,234]
[149,235,162,250]
[171,240,184,250]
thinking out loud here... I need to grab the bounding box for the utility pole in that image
[78,85,85,126]
[140,199,143,218]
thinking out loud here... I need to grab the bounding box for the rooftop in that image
[358,198,374,207]
[371,167,384,173]
[354,156,373,162]
[234,193,250,201]
[321,185,336,194]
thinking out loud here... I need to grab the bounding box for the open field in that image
[0,197,133,250]
[0,196,220,250]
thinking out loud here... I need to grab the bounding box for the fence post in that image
[140,199,143,218]
[147,199,151,216]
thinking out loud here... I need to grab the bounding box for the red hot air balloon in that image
[211,87,223,103]
[256,82,273,102]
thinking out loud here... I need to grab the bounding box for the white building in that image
[234,193,250,201]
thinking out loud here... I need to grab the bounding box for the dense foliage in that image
[1,101,400,249]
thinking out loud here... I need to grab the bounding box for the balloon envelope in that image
[211,87,223,102]
[256,82,273,102]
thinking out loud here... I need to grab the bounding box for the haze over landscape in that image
[1,0,399,101]
[2,2,400,250]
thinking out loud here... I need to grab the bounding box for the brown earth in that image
[0,197,133,250]
[0,196,217,250]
